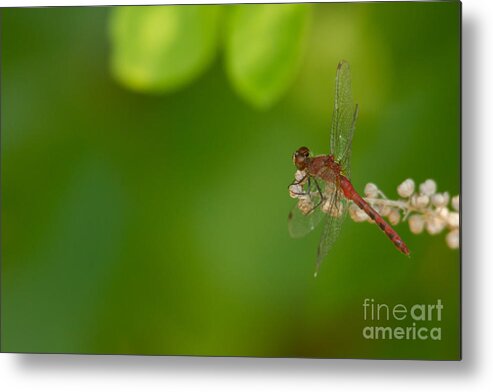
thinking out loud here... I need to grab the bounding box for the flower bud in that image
[397,179,415,198]
[289,184,302,198]
[295,170,306,182]
[364,183,379,198]
[381,205,392,217]
[298,199,314,215]
[447,212,460,228]
[446,229,460,249]
[412,194,430,208]
[419,179,437,196]
[426,216,446,235]
[322,199,332,214]
[349,203,368,222]
[452,195,460,211]
[388,209,401,225]
[437,207,450,219]
[432,192,449,207]
[409,214,425,234]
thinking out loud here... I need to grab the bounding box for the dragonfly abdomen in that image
[339,176,410,256]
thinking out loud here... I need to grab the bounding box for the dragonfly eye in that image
[298,146,310,157]
[293,147,310,170]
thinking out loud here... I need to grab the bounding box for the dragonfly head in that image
[293,146,311,170]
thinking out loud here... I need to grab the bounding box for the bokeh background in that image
[1,2,460,359]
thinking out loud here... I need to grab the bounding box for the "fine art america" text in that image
[362,298,443,341]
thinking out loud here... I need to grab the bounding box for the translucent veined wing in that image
[329,61,358,178]
[339,104,359,179]
[288,177,325,238]
[314,182,349,276]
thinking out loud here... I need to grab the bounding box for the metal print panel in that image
[0,1,461,359]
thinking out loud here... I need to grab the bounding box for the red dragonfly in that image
[288,60,409,276]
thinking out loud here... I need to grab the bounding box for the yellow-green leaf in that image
[109,5,220,93]
[225,4,311,109]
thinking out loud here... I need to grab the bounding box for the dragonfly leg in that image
[288,174,311,196]
[289,172,310,187]
[289,189,310,197]
[305,178,325,215]
[313,178,324,200]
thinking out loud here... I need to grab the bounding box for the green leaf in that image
[225,4,311,109]
[109,5,220,93]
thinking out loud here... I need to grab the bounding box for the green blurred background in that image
[1,2,460,359]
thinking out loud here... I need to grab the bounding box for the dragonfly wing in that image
[339,104,359,179]
[288,178,325,238]
[288,202,324,238]
[329,61,358,178]
[315,188,349,275]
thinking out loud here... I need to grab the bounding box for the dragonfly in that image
[288,60,410,276]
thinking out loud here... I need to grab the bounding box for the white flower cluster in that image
[289,170,345,217]
[288,170,314,214]
[349,178,460,250]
